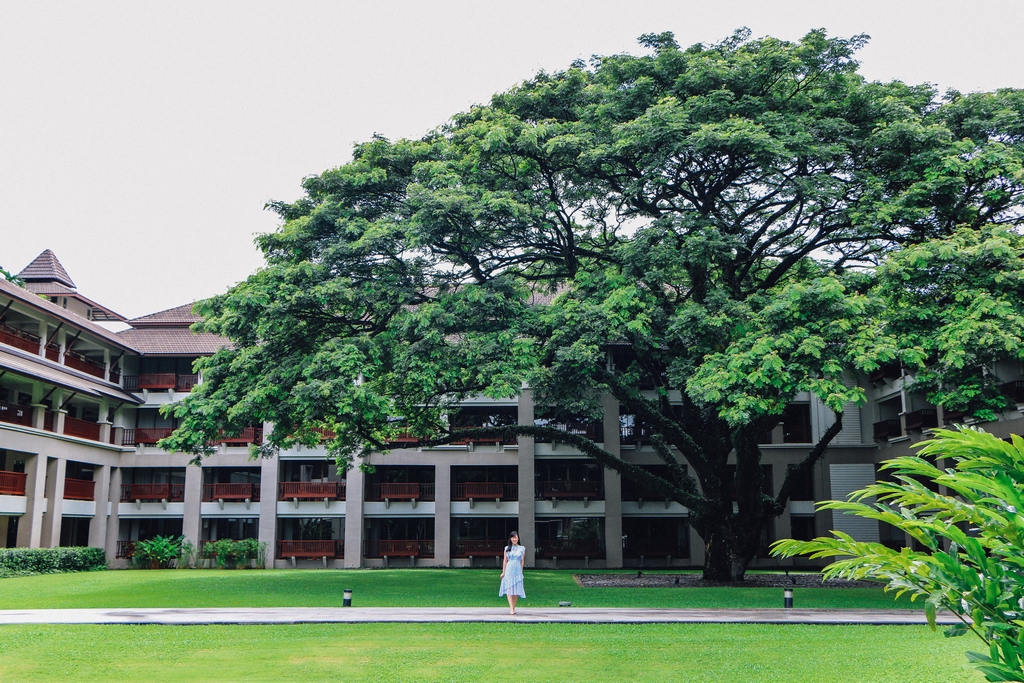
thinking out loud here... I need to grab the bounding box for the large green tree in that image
[163,29,1024,580]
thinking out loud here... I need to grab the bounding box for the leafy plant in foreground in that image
[133,535,184,569]
[773,428,1024,682]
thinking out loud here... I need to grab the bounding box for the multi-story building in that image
[2,250,1023,569]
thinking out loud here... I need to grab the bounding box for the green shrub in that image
[201,538,268,569]
[773,428,1024,682]
[0,547,106,577]
[133,535,183,569]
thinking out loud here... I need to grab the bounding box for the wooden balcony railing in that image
[873,418,903,440]
[64,352,105,379]
[534,421,602,443]
[43,410,55,432]
[452,539,507,557]
[364,539,434,558]
[115,540,136,559]
[904,409,938,431]
[449,426,517,445]
[119,483,185,502]
[453,482,518,501]
[0,470,27,496]
[219,426,263,446]
[0,323,40,354]
[383,429,419,447]
[136,373,177,390]
[277,540,344,559]
[278,481,346,501]
[538,480,601,499]
[63,477,96,501]
[63,415,101,441]
[0,399,33,428]
[123,427,175,445]
[202,482,260,502]
[536,538,603,558]
[44,343,59,362]
[366,482,436,502]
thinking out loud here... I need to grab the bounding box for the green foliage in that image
[0,547,106,577]
[772,428,1024,682]
[201,538,267,569]
[0,265,24,286]
[159,29,1024,580]
[133,535,184,569]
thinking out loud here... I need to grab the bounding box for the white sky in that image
[2,1,1023,319]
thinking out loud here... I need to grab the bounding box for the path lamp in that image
[783,588,793,609]
[344,589,353,607]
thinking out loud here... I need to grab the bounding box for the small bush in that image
[0,547,106,577]
[200,538,267,569]
[133,535,183,569]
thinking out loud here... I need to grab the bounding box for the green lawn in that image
[0,568,914,610]
[0,622,982,682]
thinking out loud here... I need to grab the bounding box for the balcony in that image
[366,482,436,502]
[0,399,33,428]
[115,540,136,559]
[538,480,601,500]
[452,539,506,557]
[0,470,27,496]
[872,418,903,440]
[453,482,518,501]
[63,477,95,501]
[277,540,344,560]
[534,421,602,443]
[64,351,105,380]
[904,409,938,432]
[63,415,101,441]
[536,538,603,558]
[123,374,198,392]
[0,322,41,354]
[202,483,260,502]
[278,481,346,501]
[364,539,435,558]
[449,426,517,446]
[122,427,174,446]
[219,427,263,446]
[119,483,185,503]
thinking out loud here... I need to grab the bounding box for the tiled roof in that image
[0,278,136,352]
[116,328,231,355]
[18,250,76,288]
[22,281,76,296]
[128,303,201,328]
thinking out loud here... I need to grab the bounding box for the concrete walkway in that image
[0,607,961,626]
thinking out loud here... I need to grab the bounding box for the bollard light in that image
[783,588,793,609]
[343,589,353,607]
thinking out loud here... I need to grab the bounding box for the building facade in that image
[2,250,1023,569]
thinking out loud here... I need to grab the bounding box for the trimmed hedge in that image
[0,547,107,577]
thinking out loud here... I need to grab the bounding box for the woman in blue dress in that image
[499,530,525,614]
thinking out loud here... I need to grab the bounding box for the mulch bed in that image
[575,573,883,589]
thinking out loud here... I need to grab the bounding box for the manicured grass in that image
[0,622,982,682]
[0,569,914,610]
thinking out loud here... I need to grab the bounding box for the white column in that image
[182,465,203,548]
[602,393,623,568]
[434,462,451,566]
[17,454,48,548]
[258,452,279,568]
[41,457,66,547]
[517,389,536,567]
[343,467,365,568]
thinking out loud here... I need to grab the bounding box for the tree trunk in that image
[703,534,749,581]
